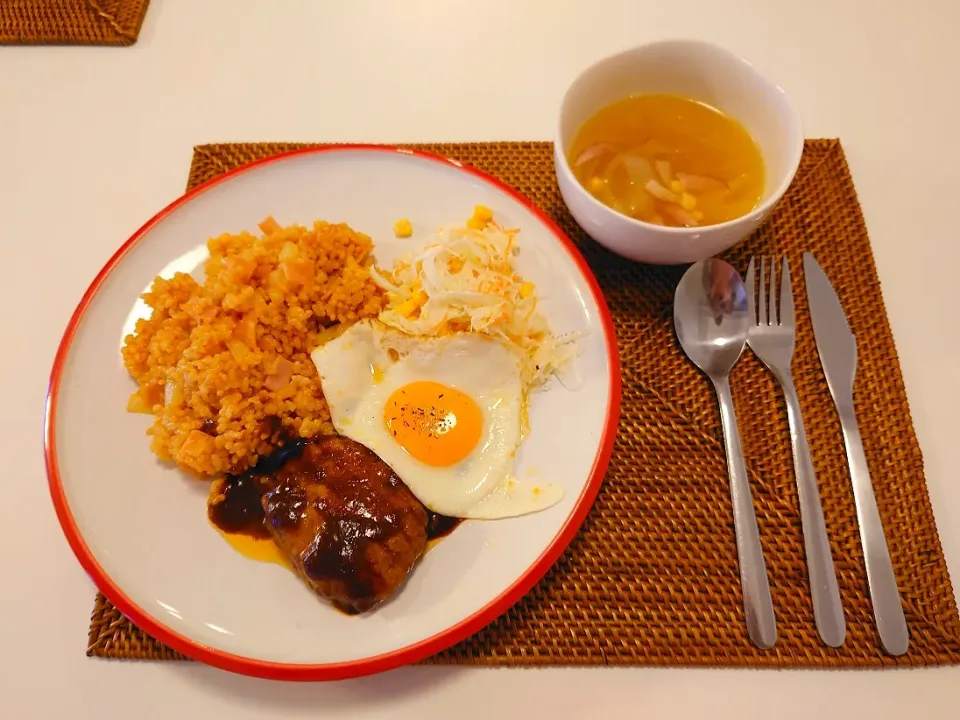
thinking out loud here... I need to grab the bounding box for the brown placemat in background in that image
[88,140,960,667]
[1,0,150,45]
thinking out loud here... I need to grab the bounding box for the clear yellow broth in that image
[569,94,765,227]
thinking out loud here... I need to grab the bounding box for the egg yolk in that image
[383,381,482,467]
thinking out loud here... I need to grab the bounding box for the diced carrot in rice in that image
[282,258,315,285]
[258,215,282,235]
[226,256,256,284]
[127,391,152,414]
[176,430,216,464]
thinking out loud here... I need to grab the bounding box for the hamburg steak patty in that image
[262,436,428,613]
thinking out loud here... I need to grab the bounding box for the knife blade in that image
[802,252,856,403]
[802,251,909,656]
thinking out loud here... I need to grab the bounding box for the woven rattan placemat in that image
[87,140,960,667]
[0,0,150,45]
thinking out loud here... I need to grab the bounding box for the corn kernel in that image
[467,216,486,230]
[395,298,418,317]
[680,193,697,211]
[393,218,413,238]
[670,180,684,194]
[519,281,535,299]
[473,204,494,223]
[692,210,704,222]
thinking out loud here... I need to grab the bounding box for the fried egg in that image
[310,320,563,519]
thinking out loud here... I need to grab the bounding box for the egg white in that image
[311,320,563,519]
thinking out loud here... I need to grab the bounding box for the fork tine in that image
[745,257,756,325]
[758,257,767,325]
[768,255,778,325]
[779,256,794,328]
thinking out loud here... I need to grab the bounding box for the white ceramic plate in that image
[46,146,620,681]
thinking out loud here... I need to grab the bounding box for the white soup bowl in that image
[554,40,803,265]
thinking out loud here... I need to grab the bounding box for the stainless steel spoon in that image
[673,258,777,649]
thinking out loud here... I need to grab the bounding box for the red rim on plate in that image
[44,145,622,681]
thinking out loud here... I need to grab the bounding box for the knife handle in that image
[837,402,909,655]
[781,376,846,647]
[713,375,777,649]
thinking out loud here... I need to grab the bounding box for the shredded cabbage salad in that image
[369,221,579,389]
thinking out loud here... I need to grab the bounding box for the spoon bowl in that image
[673,258,750,377]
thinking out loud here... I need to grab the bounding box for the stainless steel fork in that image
[746,257,846,648]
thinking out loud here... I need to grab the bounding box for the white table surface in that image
[2,1,959,717]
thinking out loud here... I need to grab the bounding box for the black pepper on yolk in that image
[383,381,483,466]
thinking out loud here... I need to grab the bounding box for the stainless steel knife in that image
[802,252,909,656]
